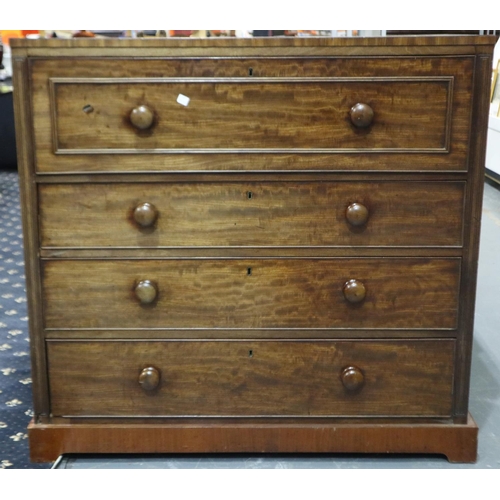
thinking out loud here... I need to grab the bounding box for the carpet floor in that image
[0,171,51,469]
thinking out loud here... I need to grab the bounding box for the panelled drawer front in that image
[42,259,460,330]
[31,57,473,172]
[52,79,451,152]
[47,340,455,417]
[39,181,465,249]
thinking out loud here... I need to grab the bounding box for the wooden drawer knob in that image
[350,103,374,128]
[341,366,365,391]
[133,202,158,228]
[135,280,158,304]
[346,203,369,226]
[130,105,154,130]
[139,366,160,391]
[343,279,366,303]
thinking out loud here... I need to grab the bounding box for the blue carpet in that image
[0,171,51,468]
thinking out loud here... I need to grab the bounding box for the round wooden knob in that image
[133,203,158,228]
[343,279,366,303]
[135,280,158,304]
[350,103,374,128]
[341,366,365,391]
[139,366,160,391]
[130,105,154,130]
[346,203,369,226]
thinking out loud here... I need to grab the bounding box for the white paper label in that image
[177,94,190,107]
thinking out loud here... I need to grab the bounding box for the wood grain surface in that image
[30,56,473,172]
[28,414,479,463]
[51,79,451,152]
[46,339,455,417]
[38,181,465,249]
[453,53,494,421]
[12,35,496,49]
[42,258,461,330]
[10,36,496,462]
[31,56,474,79]
[11,56,51,417]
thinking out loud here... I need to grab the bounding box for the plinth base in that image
[29,414,478,464]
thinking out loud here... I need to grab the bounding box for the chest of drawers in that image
[11,35,496,463]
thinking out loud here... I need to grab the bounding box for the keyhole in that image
[249,350,253,358]
[82,104,94,114]
[247,191,253,199]
[249,68,253,76]
[247,267,252,276]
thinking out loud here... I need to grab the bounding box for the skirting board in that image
[28,414,478,464]
[486,168,500,185]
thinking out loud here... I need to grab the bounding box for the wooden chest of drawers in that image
[11,35,497,463]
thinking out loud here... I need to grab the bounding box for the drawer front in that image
[31,57,473,172]
[47,340,455,417]
[42,259,460,330]
[52,79,451,152]
[39,181,465,249]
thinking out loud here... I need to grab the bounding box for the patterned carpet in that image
[0,171,51,468]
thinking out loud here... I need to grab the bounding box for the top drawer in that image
[53,79,450,151]
[30,57,474,173]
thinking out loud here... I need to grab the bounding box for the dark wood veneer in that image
[39,181,465,249]
[11,35,496,463]
[50,78,452,152]
[30,55,473,173]
[47,340,455,418]
[42,258,461,330]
